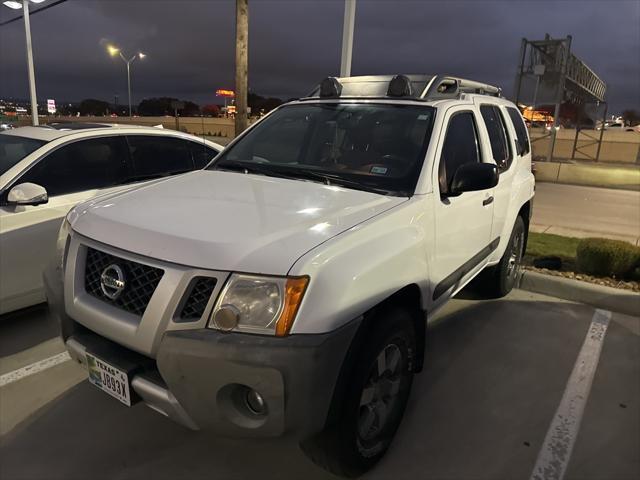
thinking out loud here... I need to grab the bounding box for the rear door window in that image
[189,141,220,168]
[506,107,530,156]
[480,105,512,171]
[127,136,194,180]
[18,136,129,196]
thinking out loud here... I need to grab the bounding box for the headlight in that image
[56,217,72,273]
[209,274,308,336]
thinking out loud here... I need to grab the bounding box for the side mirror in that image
[450,163,498,196]
[7,182,48,206]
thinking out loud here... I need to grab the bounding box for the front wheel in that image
[483,216,526,297]
[301,308,416,477]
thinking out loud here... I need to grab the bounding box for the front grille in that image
[84,247,164,316]
[177,277,217,321]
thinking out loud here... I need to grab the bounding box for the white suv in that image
[45,75,534,477]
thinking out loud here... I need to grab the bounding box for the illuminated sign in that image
[216,89,235,98]
[47,99,56,114]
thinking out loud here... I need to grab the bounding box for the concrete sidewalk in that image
[531,183,640,245]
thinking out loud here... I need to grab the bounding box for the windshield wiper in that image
[215,160,310,180]
[215,160,393,195]
[287,170,394,195]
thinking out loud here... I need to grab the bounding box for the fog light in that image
[245,389,266,415]
[213,305,240,331]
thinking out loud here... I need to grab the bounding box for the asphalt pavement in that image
[1,289,638,480]
[531,182,640,244]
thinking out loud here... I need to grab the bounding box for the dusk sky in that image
[1,0,638,114]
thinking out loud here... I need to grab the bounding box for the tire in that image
[301,307,416,477]
[483,215,526,297]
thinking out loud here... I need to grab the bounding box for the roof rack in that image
[302,74,501,102]
[422,75,502,99]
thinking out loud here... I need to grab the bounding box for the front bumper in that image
[44,260,360,438]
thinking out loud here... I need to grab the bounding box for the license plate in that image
[86,353,132,406]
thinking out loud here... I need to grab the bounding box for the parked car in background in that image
[597,121,638,132]
[0,123,222,314]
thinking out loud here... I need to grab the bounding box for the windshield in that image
[210,103,435,196]
[0,135,47,176]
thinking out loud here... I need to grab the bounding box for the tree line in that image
[56,93,283,117]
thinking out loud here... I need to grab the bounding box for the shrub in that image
[576,238,640,278]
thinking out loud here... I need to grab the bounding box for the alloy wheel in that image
[358,343,403,443]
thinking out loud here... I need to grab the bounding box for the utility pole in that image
[340,0,356,77]
[235,0,249,135]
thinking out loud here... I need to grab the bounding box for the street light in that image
[3,0,47,126]
[107,44,146,118]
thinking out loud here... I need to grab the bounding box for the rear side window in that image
[480,105,512,172]
[506,107,530,156]
[127,136,194,179]
[19,136,129,196]
[189,141,220,168]
[439,111,480,195]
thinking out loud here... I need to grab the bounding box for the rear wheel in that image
[483,216,526,297]
[301,308,416,477]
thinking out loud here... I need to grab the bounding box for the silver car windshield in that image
[211,103,435,196]
[0,135,47,176]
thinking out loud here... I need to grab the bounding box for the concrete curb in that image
[519,271,640,317]
[534,162,640,191]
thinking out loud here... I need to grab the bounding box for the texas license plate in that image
[86,353,132,406]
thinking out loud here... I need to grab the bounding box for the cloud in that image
[0,0,637,111]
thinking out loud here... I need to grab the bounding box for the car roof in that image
[46,122,115,130]
[1,123,197,142]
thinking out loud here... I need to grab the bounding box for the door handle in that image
[482,196,494,206]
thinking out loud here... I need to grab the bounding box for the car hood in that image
[70,170,407,275]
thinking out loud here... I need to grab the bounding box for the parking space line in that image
[0,351,71,387]
[530,308,612,480]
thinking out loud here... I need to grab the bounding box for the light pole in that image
[340,0,356,77]
[3,0,47,126]
[107,45,145,118]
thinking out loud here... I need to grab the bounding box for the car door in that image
[431,107,495,304]
[0,135,130,313]
[478,103,516,243]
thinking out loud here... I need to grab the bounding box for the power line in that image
[0,0,68,27]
